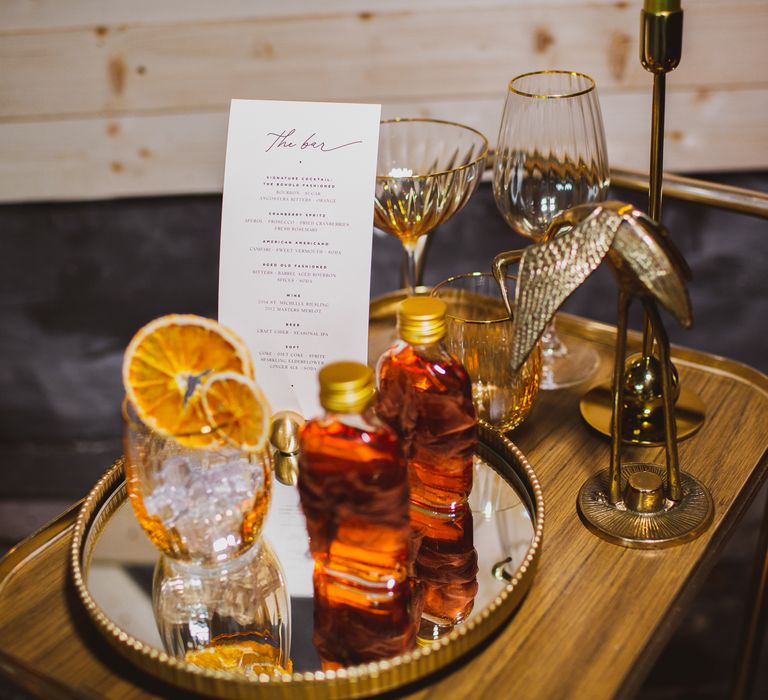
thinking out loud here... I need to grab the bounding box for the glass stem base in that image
[539,321,600,390]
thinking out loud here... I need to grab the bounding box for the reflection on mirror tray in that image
[153,541,292,676]
[87,454,534,677]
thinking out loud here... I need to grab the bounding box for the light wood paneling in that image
[0,1,644,32]
[2,88,765,203]
[0,1,766,202]
[1,1,766,120]
[0,111,229,202]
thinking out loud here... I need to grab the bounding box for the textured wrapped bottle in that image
[297,361,418,668]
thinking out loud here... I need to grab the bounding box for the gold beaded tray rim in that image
[68,421,544,700]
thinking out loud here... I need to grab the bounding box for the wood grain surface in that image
[1,316,767,700]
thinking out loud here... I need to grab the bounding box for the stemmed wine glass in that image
[375,119,488,294]
[493,70,610,389]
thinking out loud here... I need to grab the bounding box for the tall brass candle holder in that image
[579,0,706,446]
[493,202,712,548]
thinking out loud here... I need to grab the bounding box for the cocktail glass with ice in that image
[120,314,272,570]
[123,399,272,569]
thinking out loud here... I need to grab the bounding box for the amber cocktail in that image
[432,272,541,432]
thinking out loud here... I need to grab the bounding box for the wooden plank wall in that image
[0,0,766,202]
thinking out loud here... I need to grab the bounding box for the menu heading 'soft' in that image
[218,99,381,419]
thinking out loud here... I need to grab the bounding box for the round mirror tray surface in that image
[70,290,543,699]
[71,427,542,700]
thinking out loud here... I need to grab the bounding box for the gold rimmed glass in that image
[375,118,488,294]
[431,272,541,432]
[493,70,610,389]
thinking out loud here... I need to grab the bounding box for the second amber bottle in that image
[376,297,477,512]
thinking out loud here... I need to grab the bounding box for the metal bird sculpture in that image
[493,201,700,526]
[492,202,692,374]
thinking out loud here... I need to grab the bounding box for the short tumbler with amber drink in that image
[431,272,541,432]
[121,315,287,675]
[123,398,272,567]
[122,315,272,568]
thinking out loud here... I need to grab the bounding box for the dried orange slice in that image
[185,640,292,676]
[201,372,271,453]
[123,314,253,442]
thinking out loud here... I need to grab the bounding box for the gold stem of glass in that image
[402,240,419,296]
[400,233,433,290]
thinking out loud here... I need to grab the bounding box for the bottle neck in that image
[398,336,451,360]
[321,403,380,431]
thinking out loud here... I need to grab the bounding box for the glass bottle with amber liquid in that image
[298,361,417,669]
[376,297,477,513]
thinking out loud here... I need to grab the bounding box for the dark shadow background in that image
[0,174,766,698]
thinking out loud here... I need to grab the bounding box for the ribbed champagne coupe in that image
[493,71,610,389]
[375,119,488,294]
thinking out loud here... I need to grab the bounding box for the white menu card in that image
[219,99,381,418]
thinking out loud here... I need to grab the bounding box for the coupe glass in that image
[493,70,609,389]
[375,118,488,293]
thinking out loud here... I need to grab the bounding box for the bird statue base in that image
[577,462,713,549]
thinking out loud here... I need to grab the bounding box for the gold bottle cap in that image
[397,297,447,345]
[318,361,375,413]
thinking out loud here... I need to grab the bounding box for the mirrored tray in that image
[71,423,543,699]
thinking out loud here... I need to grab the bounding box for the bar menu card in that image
[219,99,381,418]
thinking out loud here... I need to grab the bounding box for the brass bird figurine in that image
[493,201,693,505]
[493,202,691,373]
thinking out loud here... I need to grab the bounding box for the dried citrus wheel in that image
[201,371,271,453]
[122,314,253,442]
[185,640,292,676]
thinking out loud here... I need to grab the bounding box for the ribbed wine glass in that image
[375,119,488,294]
[493,70,610,389]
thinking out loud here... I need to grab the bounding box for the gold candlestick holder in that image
[493,202,712,548]
[580,0,706,447]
